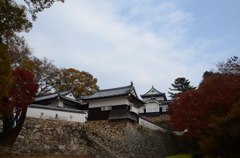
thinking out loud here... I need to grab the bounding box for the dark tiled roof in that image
[141,86,168,101]
[34,90,72,102]
[144,98,172,105]
[141,86,165,96]
[82,84,135,100]
[141,93,166,97]
[159,100,172,104]
[28,104,86,114]
[60,96,85,105]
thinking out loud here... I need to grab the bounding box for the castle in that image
[27,82,172,130]
[2,83,183,157]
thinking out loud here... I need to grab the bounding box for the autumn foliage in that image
[0,69,38,146]
[0,43,12,99]
[54,68,99,99]
[9,69,38,110]
[169,73,240,137]
[199,102,240,158]
[168,56,240,157]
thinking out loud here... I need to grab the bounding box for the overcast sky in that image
[19,0,240,99]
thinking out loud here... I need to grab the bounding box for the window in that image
[101,106,112,111]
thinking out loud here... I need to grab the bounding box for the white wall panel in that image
[27,107,86,122]
[88,97,129,108]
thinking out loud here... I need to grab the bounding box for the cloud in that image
[21,0,237,98]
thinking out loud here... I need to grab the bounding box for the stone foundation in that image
[10,117,88,155]
[87,119,177,158]
[3,117,178,158]
[142,115,170,127]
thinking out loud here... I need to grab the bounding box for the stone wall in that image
[10,117,88,155]
[87,119,178,158]
[4,117,178,158]
[9,117,113,158]
[142,115,170,127]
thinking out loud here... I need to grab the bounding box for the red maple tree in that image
[169,73,240,138]
[168,56,240,157]
[0,69,38,146]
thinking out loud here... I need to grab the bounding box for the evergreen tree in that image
[168,77,196,98]
[202,71,214,80]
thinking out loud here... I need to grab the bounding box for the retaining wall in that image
[87,120,178,158]
[3,117,178,158]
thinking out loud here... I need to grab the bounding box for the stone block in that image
[44,145,50,149]
[18,135,24,139]
[35,132,43,136]
[33,129,38,133]
[58,145,65,150]
[29,136,40,140]
[105,125,110,128]
[72,130,80,137]
[34,125,42,128]
[59,136,68,145]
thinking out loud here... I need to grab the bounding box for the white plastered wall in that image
[145,102,159,112]
[130,105,139,114]
[50,99,64,107]
[64,93,76,99]
[26,107,86,122]
[138,106,145,113]
[159,105,168,112]
[88,97,129,108]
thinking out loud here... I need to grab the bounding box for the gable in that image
[146,87,162,95]
[131,89,137,97]
[64,93,76,100]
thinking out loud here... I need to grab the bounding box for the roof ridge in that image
[29,104,86,114]
[36,89,71,98]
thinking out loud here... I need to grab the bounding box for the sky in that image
[19,0,240,99]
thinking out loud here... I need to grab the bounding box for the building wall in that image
[145,102,160,112]
[51,99,64,107]
[160,105,168,112]
[129,105,138,114]
[27,107,87,122]
[64,93,76,99]
[138,106,145,113]
[88,97,129,108]
[88,107,111,121]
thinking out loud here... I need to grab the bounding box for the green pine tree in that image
[168,77,196,98]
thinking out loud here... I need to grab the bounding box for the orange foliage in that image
[55,68,98,99]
